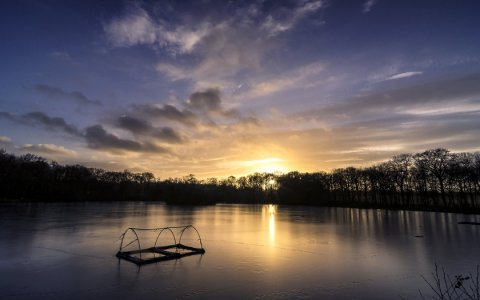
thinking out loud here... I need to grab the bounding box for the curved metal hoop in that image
[178,225,204,249]
[153,227,177,248]
[119,228,142,252]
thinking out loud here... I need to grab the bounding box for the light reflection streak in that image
[267,205,277,242]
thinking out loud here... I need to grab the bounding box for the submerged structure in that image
[116,225,205,265]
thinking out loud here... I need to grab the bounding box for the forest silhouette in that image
[1,148,479,212]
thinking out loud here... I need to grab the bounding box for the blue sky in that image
[1,0,480,178]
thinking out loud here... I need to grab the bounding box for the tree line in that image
[1,148,479,212]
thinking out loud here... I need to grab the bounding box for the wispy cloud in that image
[105,1,323,52]
[262,0,323,36]
[103,4,157,47]
[155,63,190,81]
[155,21,265,87]
[104,3,209,55]
[0,136,11,143]
[303,72,480,122]
[108,1,327,91]
[386,71,423,81]
[35,84,101,106]
[19,144,77,157]
[247,62,325,97]
[363,0,378,13]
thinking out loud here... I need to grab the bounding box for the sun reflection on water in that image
[265,204,277,243]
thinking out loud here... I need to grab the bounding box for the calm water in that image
[0,202,479,299]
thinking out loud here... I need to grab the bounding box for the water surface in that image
[1,202,479,299]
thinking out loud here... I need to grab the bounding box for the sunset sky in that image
[1,0,480,179]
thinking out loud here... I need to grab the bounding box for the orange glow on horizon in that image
[240,157,290,174]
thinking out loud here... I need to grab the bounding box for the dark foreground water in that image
[0,202,479,300]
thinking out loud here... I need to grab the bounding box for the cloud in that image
[104,4,157,47]
[114,88,260,153]
[194,23,263,78]
[262,0,323,36]
[186,88,221,111]
[155,22,265,85]
[104,3,209,55]
[159,24,210,55]
[105,1,323,53]
[0,136,11,143]
[386,71,423,81]
[277,72,480,162]
[116,115,184,143]
[117,115,151,134]
[257,105,480,172]
[248,62,325,97]
[363,0,377,13]
[153,127,183,143]
[20,144,77,157]
[183,87,257,121]
[0,111,21,124]
[107,1,327,91]
[35,84,101,106]
[132,104,197,125]
[23,112,82,136]
[0,111,82,137]
[1,109,179,153]
[155,63,190,81]
[84,124,166,153]
[304,72,480,122]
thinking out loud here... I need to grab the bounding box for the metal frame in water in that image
[116,225,205,265]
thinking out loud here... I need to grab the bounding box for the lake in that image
[0,202,479,299]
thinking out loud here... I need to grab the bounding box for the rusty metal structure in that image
[116,225,205,265]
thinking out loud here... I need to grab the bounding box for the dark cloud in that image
[23,112,82,136]
[116,115,184,143]
[0,112,16,121]
[35,84,102,106]
[1,110,179,153]
[84,125,166,153]
[0,111,82,137]
[133,104,197,125]
[186,88,221,111]
[117,115,151,134]
[131,89,254,129]
[153,127,183,143]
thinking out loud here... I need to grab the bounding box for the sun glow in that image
[246,158,289,174]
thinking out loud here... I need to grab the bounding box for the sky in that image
[1,0,480,179]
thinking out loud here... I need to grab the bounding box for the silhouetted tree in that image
[1,148,479,212]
